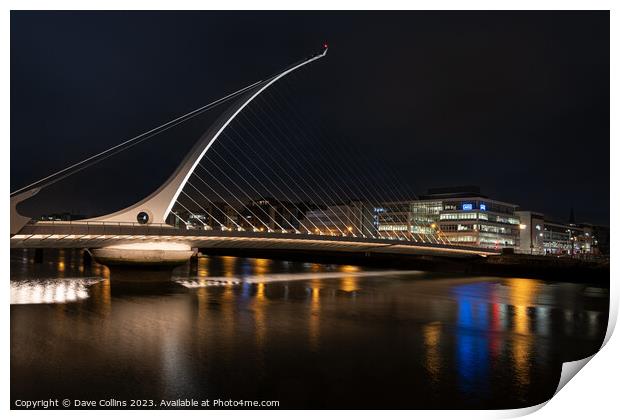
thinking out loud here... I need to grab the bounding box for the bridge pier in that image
[107,265,178,284]
[90,242,194,289]
[90,242,194,268]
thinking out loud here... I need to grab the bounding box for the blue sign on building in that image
[462,203,473,211]
[480,203,486,211]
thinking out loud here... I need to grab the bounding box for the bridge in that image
[10,44,501,266]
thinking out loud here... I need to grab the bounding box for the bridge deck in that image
[10,222,501,258]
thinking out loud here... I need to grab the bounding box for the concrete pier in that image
[90,242,194,267]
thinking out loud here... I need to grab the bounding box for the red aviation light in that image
[323,42,328,49]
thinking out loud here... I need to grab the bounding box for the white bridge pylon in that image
[86,48,328,226]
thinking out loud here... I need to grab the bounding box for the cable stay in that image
[240,103,371,238]
[10,80,264,197]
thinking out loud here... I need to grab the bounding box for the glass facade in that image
[377,195,521,249]
[410,201,442,235]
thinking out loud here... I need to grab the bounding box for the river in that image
[10,249,608,409]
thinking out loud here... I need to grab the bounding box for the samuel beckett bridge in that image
[10,45,500,266]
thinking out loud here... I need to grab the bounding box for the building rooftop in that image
[421,186,488,199]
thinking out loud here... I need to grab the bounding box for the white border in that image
[3,2,616,419]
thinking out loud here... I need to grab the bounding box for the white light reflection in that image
[175,270,418,288]
[11,278,103,305]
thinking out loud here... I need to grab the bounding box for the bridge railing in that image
[22,220,185,237]
[30,220,177,228]
[27,220,254,236]
[29,220,364,236]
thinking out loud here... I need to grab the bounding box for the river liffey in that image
[10,249,608,409]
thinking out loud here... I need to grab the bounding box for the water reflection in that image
[449,278,560,400]
[423,322,442,384]
[453,283,490,396]
[254,258,270,276]
[254,283,267,348]
[57,249,65,275]
[508,278,541,335]
[506,278,542,392]
[10,278,102,304]
[197,257,209,277]
[10,250,609,409]
[309,279,321,351]
[222,256,236,278]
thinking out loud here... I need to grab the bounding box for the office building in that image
[301,201,375,236]
[378,186,521,248]
[516,210,598,255]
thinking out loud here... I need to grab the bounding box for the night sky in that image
[11,11,609,224]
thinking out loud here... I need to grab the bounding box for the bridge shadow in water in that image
[105,265,187,296]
